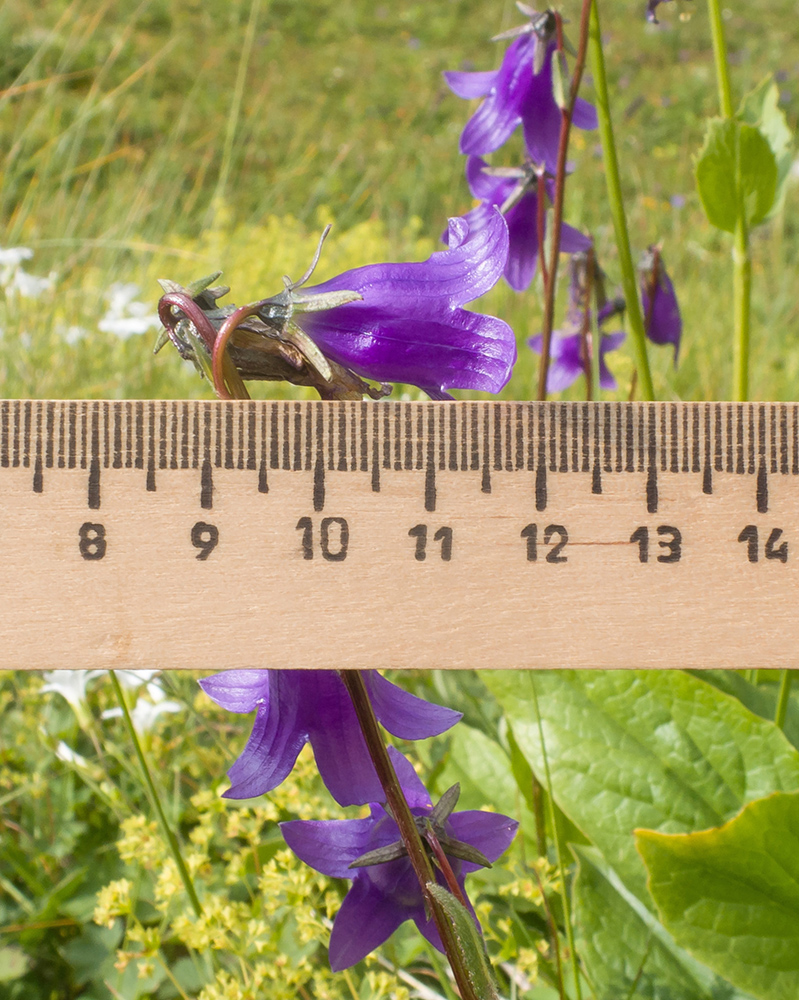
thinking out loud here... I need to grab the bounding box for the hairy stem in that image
[587,0,654,401]
[339,671,480,1000]
[109,673,202,917]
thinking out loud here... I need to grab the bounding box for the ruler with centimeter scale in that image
[1,399,798,671]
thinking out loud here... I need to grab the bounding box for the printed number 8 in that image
[79,522,106,561]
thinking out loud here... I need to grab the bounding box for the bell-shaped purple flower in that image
[199,670,461,807]
[449,157,590,291]
[445,29,597,173]
[281,747,518,970]
[529,326,626,393]
[640,247,681,363]
[295,210,516,400]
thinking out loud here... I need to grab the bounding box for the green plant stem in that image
[339,670,480,1000]
[775,671,793,730]
[733,218,751,401]
[706,0,751,402]
[530,675,582,1000]
[706,0,734,117]
[587,0,654,401]
[109,672,202,918]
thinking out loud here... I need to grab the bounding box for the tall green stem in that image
[706,0,734,117]
[587,0,654,401]
[109,672,203,917]
[732,219,751,401]
[706,0,751,403]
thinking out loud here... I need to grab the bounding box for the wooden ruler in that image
[2,399,797,671]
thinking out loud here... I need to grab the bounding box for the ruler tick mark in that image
[88,458,101,510]
[33,456,43,493]
[757,463,768,514]
[146,461,156,492]
[646,465,658,514]
[200,460,213,510]
[313,455,325,512]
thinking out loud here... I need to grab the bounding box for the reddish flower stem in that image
[536,0,594,401]
[158,293,218,352]
[340,670,480,1000]
[424,823,470,909]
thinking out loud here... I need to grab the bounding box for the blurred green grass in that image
[0,0,796,401]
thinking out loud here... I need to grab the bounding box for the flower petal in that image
[387,746,432,810]
[458,36,536,156]
[642,267,681,362]
[447,810,519,872]
[281,814,380,878]
[329,878,406,970]
[365,672,462,740]
[223,673,305,798]
[573,96,599,130]
[199,669,271,713]
[504,193,540,291]
[308,675,386,806]
[444,69,498,100]
[560,222,592,255]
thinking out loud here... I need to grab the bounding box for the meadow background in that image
[1,0,799,998]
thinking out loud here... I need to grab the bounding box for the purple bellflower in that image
[640,246,681,363]
[292,209,516,400]
[199,670,461,807]
[444,9,597,173]
[158,211,516,402]
[529,254,626,392]
[448,157,590,291]
[281,746,518,970]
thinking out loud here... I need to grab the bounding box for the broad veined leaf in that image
[572,844,713,1000]
[481,670,799,901]
[637,791,799,1000]
[695,117,777,231]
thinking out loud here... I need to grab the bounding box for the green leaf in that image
[695,118,777,232]
[739,76,794,216]
[738,122,778,227]
[637,791,799,1000]
[480,670,799,902]
[572,844,713,1000]
[427,882,500,1000]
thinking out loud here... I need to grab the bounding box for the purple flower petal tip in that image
[199,670,271,713]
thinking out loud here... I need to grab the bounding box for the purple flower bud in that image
[281,747,518,970]
[640,247,682,363]
[199,670,461,807]
[447,157,590,291]
[445,24,597,173]
[295,209,517,399]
